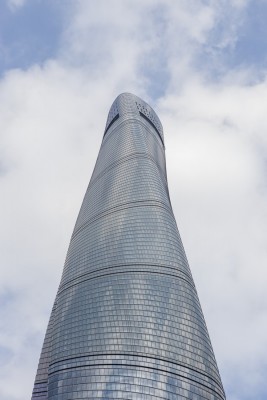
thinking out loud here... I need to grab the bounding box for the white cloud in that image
[7,0,28,11]
[0,62,109,399]
[160,76,267,399]
[1,1,267,399]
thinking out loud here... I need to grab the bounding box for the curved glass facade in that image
[32,93,225,399]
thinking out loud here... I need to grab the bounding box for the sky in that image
[1,0,267,399]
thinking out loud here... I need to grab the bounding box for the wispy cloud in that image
[7,0,28,12]
[0,1,267,399]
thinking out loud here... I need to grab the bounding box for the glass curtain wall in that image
[32,93,226,400]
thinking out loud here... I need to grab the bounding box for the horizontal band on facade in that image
[32,391,47,395]
[59,263,194,292]
[88,151,167,191]
[33,381,47,385]
[48,353,225,397]
[48,362,225,400]
[58,263,196,294]
[57,269,196,296]
[72,200,174,240]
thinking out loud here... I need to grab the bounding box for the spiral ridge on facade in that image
[32,93,226,400]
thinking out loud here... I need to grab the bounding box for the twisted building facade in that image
[32,93,225,399]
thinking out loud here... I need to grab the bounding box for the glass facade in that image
[32,93,226,399]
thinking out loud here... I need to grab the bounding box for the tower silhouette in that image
[32,93,225,399]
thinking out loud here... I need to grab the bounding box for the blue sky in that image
[0,1,63,74]
[1,1,267,399]
[229,1,267,67]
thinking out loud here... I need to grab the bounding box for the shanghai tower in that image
[32,93,225,399]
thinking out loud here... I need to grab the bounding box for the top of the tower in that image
[104,93,164,145]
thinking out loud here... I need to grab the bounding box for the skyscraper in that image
[32,93,225,399]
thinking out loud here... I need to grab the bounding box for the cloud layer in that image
[1,1,267,399]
